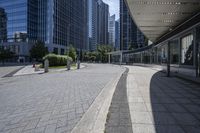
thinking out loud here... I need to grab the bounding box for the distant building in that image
[88,0,109,51]
[115,19,120,50]
[108,14,116,47]
[0,0,88,60]
[37,0,88,54]
[0,7,7,43]
[120,0,146,50]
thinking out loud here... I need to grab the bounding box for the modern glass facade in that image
[88,0,109,51]
[0,0,28,42]
[108,14,115,47]
[115,19,120,50]
[120,0,146,50]
[181,34,194,65]
[0,0,38,42]
[0,7,7,42]
[0,0,88,57]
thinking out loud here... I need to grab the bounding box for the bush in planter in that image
[43,54,72,66]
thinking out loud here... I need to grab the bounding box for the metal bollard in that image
[77,60,80,69]
[67,59,71,70]
[44,59,49,73]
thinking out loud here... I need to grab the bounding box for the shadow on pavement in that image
[150,72,200,133]
[105,68,133,133]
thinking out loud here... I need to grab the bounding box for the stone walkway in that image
[105,69,133,133]
[105,65,200,133]
[0,64,124,133]
[13,64,86,76]
[0,66,24,78]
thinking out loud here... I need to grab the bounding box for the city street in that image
[0,64,124,133]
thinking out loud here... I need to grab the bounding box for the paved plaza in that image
[0,64,200,133]
[0,66,24,78]
[0,64,124,133]
[105,66,200,133]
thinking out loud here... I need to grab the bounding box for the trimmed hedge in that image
[43,54,72,67]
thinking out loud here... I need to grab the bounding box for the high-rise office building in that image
[115,19,120,50]
[88,0,98,51]
[97,0,109,46]
[88,0,109,51]
[0,7,7,43]
[0,0,88,58]
[37,0,88,54]
[108,14,116,47]
[120,0,146,50]
[0,0,38,43]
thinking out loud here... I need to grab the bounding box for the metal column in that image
[167,41,171,77]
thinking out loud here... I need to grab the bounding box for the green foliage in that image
[97,45,113,63]
[67,45,77,62]
[83,45,113,63]
[43,54,72,67]
[30,41,48,61]
[0,48,15,63]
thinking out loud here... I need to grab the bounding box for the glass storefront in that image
[170,40,179,64]
[161,44,168,64]
[181,34,194,65]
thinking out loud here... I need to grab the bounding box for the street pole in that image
[167,41,170,77]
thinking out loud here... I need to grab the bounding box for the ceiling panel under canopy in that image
[125,0,200,42]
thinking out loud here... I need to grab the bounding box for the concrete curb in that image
[71,67,126,133]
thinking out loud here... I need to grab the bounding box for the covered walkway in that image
[105,66,200,133]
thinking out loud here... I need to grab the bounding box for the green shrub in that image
[43,54,72,66]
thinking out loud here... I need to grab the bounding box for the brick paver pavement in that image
[0,64,124,133]
[0,66,24,78]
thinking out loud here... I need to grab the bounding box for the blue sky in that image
[103,0,119,19]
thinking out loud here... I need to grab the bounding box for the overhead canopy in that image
[125,0,200,42]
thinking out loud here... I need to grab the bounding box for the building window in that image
[61,48,64,55]
[53,48,58,54]
[181,34,194,65]
[161,44,168,64]
[170,40,179,64]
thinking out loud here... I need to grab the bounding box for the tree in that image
[30,41,48,61]
[67,45,77,62]
[0,48,15,64]
[97,45,113,63]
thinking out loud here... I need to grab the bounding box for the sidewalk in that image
[105,66,200,133]
[13,64,86,76]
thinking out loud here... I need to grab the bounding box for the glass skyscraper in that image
[0,7,7,42]
[120,0,146,50]
[0,0,38,42]
[88,0,109,51]
[0,0,88,59]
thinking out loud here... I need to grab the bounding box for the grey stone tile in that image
[44,124,56,133]
[174,98,192,104]
[183,104,200,113]
[129,103,148,112]
[156,125,185,133]
[165,104,187,113]
[172,113,199,126]
[151,112,176,125]
[182,126,200,133]
[145,103,166,112]
[132,124,156,133]
[131,112,153,124]
[24,119,40,130]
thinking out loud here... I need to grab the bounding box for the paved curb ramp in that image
[72,67,126,133]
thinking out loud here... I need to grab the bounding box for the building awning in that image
[125,0,200,42]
